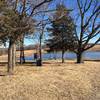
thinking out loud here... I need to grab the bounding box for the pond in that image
[25,51,100,61]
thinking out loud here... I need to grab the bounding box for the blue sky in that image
[24,0,100,46]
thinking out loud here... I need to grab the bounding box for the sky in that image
[24,0,100,46]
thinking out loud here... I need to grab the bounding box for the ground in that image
[0,60,100,100]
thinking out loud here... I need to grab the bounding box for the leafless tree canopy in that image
[73,0,100,63]
[76,0,100,51]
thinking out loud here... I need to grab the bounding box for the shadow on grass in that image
[16,61,53,67]
[0,62,7,67]
[16,62,36,67]
[0,74,6,76]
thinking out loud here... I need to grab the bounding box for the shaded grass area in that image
[0,60,100,100]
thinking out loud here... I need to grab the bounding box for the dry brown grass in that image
[0,60,100,100]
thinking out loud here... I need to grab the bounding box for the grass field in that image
[0,60,100,100]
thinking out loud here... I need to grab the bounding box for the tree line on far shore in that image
[0,0,100,74]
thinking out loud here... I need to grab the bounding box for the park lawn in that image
[0,60,100,100]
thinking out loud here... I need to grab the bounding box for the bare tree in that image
[74,0,100,63]
[36,14,46,66]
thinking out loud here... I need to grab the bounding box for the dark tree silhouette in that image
[46,4,77,63]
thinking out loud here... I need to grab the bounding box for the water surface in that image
[25,51,100,60]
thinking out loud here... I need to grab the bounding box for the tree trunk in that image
[39,36,42,66]
[8,40,13,73]
[20,48,25,64]
[53,51,57,60]
[12,43,16,70]
[36,35,42,66]
[76,52,84,63]
[22,48,25,63]
[20,36,25,64]
[62,50,65,63]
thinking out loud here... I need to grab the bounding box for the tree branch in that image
[84,37,100,51]
[84,0,93,13]
[29,0,53,17]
